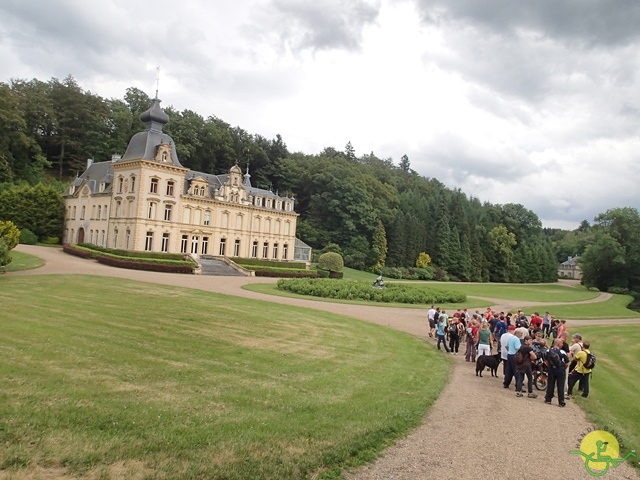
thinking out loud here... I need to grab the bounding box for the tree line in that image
[1,75,637,291]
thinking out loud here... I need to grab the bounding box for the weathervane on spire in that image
[155,66,160,99]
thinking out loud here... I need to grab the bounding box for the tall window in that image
[148,202,156,220]
[72,206,76,219]
[219,238,226,256]
[145,231,153,251]
[101,230,106,246]
[202,237,209,255]
[126,230,131,250]
[191,236,199,254]
[116,201,121,217]
[113,229,118,248]
[181,235,188,253]
[97,205,101,219]
[91,205,96,219]
[161,233,169,252]
[204,211,211,226]
[89,230,93,243]
[252,241,258,258]
[118,177,124,193]
[166,181,174,196]
[262,242,268,259]
[150,178,158,194]
[283,244,288,260]
[104,205,108,219]
[164,204,172,221]
[234,239,240,257]
[273,243,278,259]
[130,176,136,192]
[80,206,85,220]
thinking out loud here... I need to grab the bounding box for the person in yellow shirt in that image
[567,341,593,398]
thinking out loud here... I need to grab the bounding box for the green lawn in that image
[0,275,449,480]
[3,249,46,272]
[244,280,639,319]
[541,294,637,319]
[410,282,601,302]
[571,325,640,466]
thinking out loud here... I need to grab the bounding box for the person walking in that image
[428,305,437,338]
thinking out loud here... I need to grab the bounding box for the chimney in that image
[87,158,93,169]
[111,154,122,163]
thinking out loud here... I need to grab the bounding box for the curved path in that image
[10,246,640,479]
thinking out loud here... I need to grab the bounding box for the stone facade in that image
[558,255,582,280]
[63,98,300,262]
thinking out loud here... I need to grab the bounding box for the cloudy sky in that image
[1,0,639,229]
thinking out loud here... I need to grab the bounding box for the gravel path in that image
[12,246,640,479]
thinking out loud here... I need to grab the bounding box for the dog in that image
[475,353,503,377]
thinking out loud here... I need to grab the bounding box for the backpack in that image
[448,323,458,335]
[583,352,596,370]
[546,348,562,368]
[515,349,525,365]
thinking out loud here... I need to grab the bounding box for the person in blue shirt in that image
[503,327,523,389]
[436,311,451,353]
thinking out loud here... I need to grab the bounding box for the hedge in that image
[276,279,466,304]
[63,244,94,259]
[78,243,184,261]
[64,244,195,273]
[95,255,194,273]
[234,258,307,270]
[254,270,319,278]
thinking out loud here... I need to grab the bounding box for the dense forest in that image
[1,75,638,290]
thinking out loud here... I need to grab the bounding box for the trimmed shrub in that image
[96,255,193,274]
[317,269,330,278]
[277,279,466,304]
[234,258,307,270]
[19,229,38,245]
[254,270,319,278]
[63,244,95,259]
[317,252,344,273]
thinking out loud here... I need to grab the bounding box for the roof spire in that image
[155,66,160,99]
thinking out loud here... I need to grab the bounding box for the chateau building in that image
[63,98,301,263]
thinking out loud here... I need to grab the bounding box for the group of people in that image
[427,306,594,406]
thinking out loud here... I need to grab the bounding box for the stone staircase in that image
[198,256,248,276]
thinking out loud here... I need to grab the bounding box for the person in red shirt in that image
[530,312,543,332]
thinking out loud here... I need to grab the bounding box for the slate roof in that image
[119,98,182,167]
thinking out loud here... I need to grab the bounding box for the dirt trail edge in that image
[12,246,640,480]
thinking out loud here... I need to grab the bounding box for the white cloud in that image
[1,0,639,229]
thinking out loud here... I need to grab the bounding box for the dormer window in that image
[99,182,105,193]
[155,144,172,163]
